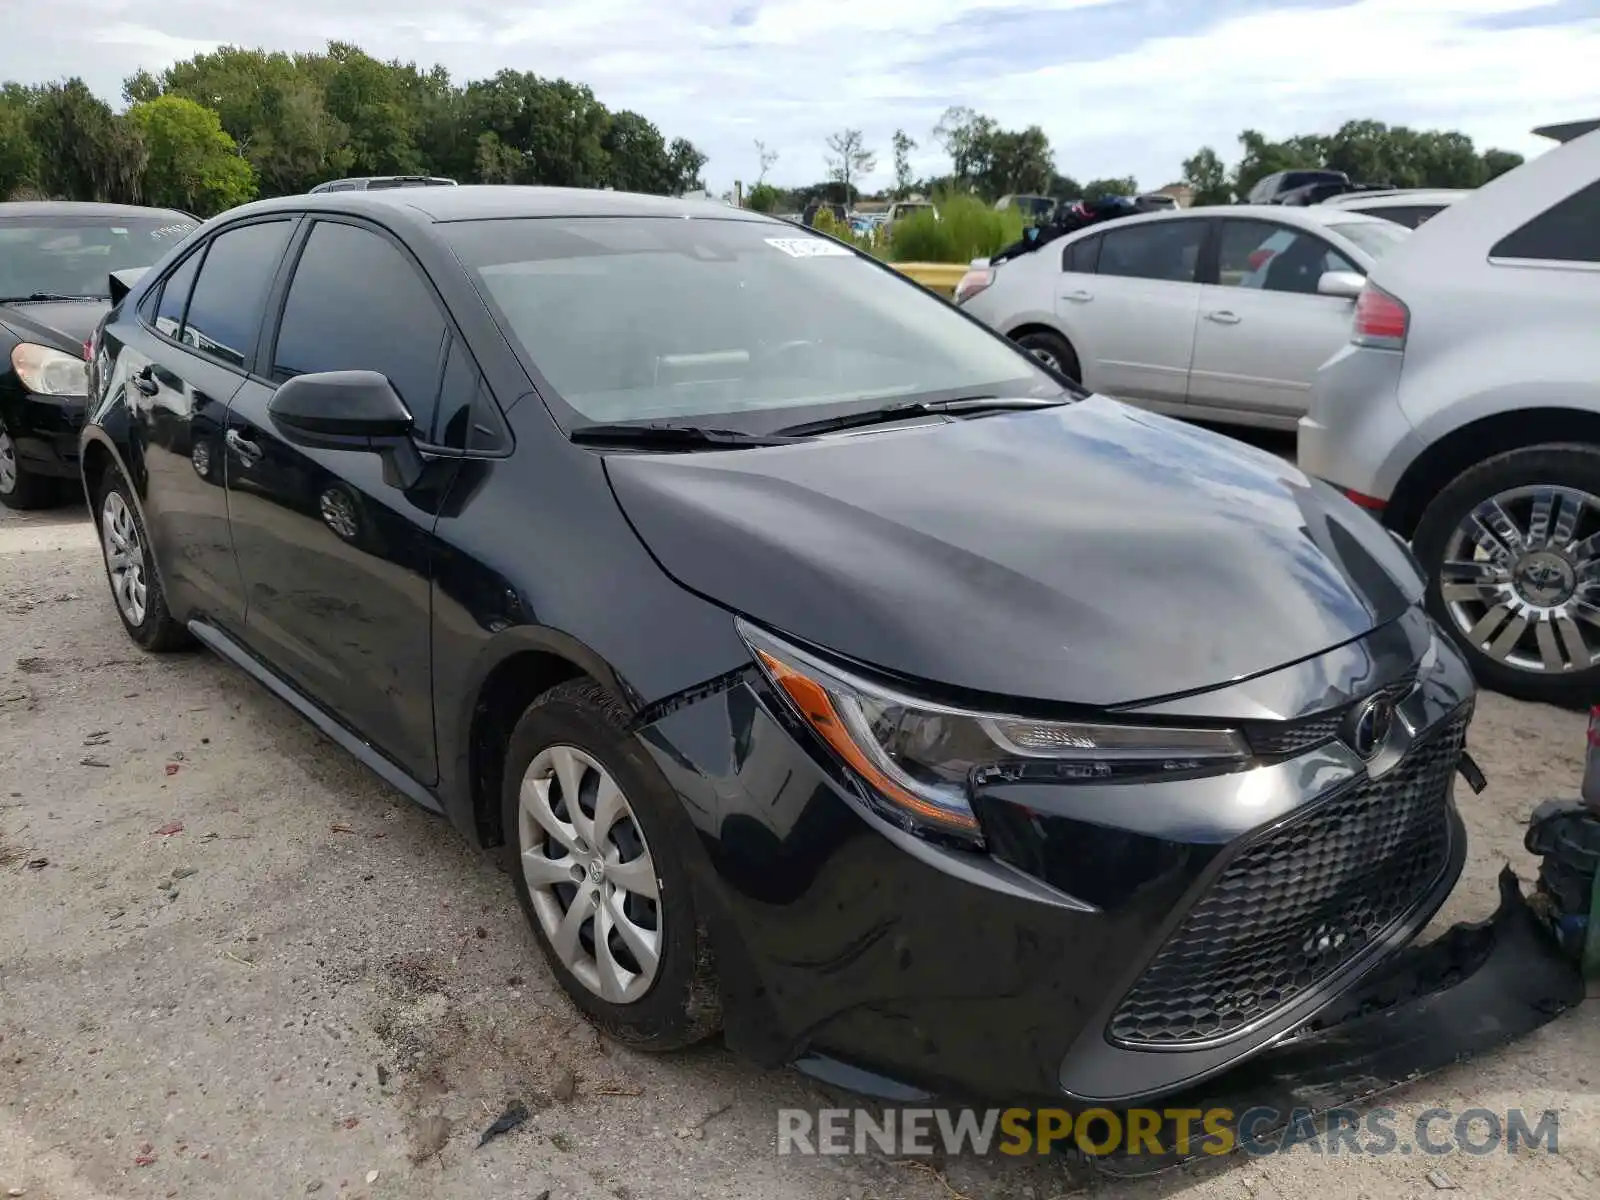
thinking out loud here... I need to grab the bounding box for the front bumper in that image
[7,389,88,478]
[637,608,1484,1104]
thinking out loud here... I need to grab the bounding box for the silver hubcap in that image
[518,745,662,1003]
[191,439,212,478]
[1441,484,1600,674]
[1028,347,1061,371]
[0,424,16,494]
[100,490,148,626]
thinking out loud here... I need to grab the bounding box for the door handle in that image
[224,429,261,462]
[1206,310,1241,325]
[1061,289,1094,302]
[131,366,158,395]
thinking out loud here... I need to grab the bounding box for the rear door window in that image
[1490,180,1600,263]
[1061,235,1102,274]
[1096,220,1204,283]
[149,247,203,339]
[180,220,295,369]
[1216,220,1357,293]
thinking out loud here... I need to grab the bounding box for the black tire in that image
[501,678,721,1050]
[1412,443,1600,706]
[94,467,192,652]
[0,416,66,510]
[1013,329,1081,383]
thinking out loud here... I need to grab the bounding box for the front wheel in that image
[0,416,65,510]
[1013,330,1081,383]
[501,679,721,1049]
[1412,443,1600,705]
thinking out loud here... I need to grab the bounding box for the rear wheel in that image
[1412,443,1600,705]
[502,679,720,1049]
[95,468,191,651]
[1013,329,1081,383]
[0,416,65,510]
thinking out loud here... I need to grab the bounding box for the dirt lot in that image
[2,495,1597,1200]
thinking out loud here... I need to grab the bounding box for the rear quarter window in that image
[1491,179,1600,263]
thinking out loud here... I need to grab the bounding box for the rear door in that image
[223,216,462,783]
[1055,217,1206,403]
[111,217,297,632]
[1187,218,1363,421]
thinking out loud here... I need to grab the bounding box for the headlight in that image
[740,621,1248,844]
[11,343,89,396]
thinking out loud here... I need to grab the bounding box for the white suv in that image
[1302,126,1600,705]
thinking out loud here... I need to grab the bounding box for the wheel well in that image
[80,440,114,503]
[1386,408,1600,535]
[1007,323,1080,373]
[469,651,585,848]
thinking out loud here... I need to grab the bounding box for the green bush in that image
[886,194,1026,263]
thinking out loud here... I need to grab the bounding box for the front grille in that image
[1243,672,1418,759]
[1108,713,1467,1047]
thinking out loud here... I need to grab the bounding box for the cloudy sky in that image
[8,0,1599,191]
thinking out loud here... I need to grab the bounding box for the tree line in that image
[746,108,1526,214]
[0,42,709,216]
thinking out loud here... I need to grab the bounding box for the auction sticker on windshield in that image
[766,237,854,258]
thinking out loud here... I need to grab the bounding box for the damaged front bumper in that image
[1094,866,1586,1174]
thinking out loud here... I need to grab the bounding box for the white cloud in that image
[10,2,1599,192]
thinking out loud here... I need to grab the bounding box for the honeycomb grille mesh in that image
[1108,714,1466,1047]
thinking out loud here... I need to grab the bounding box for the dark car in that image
[1245,169,1351,205]
[0,202,196,508]
[81,186,1478,1105]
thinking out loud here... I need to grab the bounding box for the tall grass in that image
[886,194,1027,264]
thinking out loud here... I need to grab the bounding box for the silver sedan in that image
[956,205,1410,431]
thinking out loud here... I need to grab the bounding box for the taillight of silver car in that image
[1352,283,1410,351]
[953,267,995,305]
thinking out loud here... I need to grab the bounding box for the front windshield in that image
[445,216,1055,427]
[0,215,196,300]
[1332,218,1410,260]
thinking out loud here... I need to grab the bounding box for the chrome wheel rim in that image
[191,439,212,478]
[1028,346,1062,372]
[1441,484,1600,674]
[100,490,148,626]
[518,744,662,1003]
[0,423,16,494]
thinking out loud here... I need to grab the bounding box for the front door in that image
[111,218,298,633]
[1187,219,1363,420]
[223,217,458,784]
[1056,218,1205,404]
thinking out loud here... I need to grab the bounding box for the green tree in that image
[667,136,707,193]
[1232,128,1326,196]
[1481,148,1524,181]
[824,128,875,205]
[128,95,256,215]
[891,128,916,199]
[0,92,38,199]
[603,111,674,192]
[26,79,146,203]
[746,182,781,212]
[754,138,777,186]
[1082,175,1138,198]
[983,125,1053,196]
[317,42,424,177]
[1049,172,1083,200]
[933,105,997,186]
[1181,146,1231,205]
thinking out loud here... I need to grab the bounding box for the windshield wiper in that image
[568,422,800,449]
[772,395,1071,438]
[0,292,104,303]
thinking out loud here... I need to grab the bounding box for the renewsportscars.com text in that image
[776,1106,1561,1158]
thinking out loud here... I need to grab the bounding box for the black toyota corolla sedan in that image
[80,187,1476,1104]
[0,202,196,508]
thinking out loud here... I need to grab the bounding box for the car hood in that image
[604,395,1424,708]
[0,300,108,355]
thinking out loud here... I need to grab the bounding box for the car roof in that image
[224,185,774,225]
[0,201,195,221]
[1060,203,1392,236]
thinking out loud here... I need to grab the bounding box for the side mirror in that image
[1317,270,1366,300]
[109,267,150,307]
[268,370,424,488]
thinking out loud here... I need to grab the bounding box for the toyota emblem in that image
[1347,694,1396,759]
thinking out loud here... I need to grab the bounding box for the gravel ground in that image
[2,493,1596,1200]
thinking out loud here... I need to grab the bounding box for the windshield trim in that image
[444,214,1064,441]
